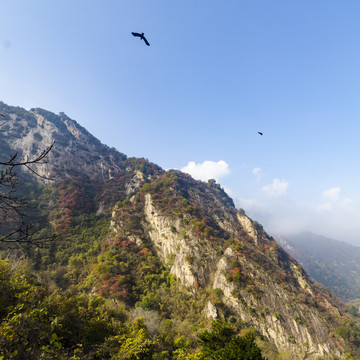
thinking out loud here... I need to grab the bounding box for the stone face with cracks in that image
[211,248,339,357]
[3,109,124,182]
[141,198,343,358]
[144,194,196,287]
[237,213,258,244]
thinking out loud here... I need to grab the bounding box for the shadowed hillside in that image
[279,232,360,302]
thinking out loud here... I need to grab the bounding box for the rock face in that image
[0,102,126,182]
[0,102,350,358]
[110,172,345,358]
[144,193,196,287]
[211,246,335,357]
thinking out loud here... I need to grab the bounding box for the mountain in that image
[0,102,128,181]
[278,232,360,302]
[1,101,359,359]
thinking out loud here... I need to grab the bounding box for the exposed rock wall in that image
[137,195,343,358]
[144,194,196,287]
[0,104,125,182]
[211,247,339,358]
[237,213,258,244]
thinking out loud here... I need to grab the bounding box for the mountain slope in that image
[0,102,359,359]
[108,171,347,358]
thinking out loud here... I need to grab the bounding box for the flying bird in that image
[131,32,150,46]
[258,132,263,136]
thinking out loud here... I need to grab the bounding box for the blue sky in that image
[1,1,360,244]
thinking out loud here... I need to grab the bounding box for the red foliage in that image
[121,240,133,248]
[139,248,152,256]
[100,276,131,301]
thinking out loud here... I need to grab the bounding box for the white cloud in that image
[232,185,360,246]
[252,167,262,183]
[310,189,359,244]
[181,160,230,182]
[252,167,262,176]
[234,195,308,235]
[322,187,341,202]
[316,202,333,212]
[261,178,289,198]
[316,187,356,213]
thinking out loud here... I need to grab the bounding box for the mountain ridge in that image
[1,101,359,359]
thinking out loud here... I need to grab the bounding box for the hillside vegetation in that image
[1,102,360,359]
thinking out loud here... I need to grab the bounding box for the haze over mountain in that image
[1,101,360,359]
[278,232,360,302]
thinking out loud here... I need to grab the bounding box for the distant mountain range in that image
[278,232,360,302]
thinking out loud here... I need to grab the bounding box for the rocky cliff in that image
[109,169,346,358]
[0,102,126,182]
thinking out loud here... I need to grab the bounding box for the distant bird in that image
[258,132,263,136]
[131,32,150,46]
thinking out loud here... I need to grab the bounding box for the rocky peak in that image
[0,102,126,182]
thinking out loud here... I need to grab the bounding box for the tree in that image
[197,320,265,360]
[0,116,55,247]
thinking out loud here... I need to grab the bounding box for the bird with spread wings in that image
[131,32,150,46]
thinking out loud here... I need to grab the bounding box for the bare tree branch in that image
[0,223,56,246]
[0,142,55,167]
[0,131,56,247]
